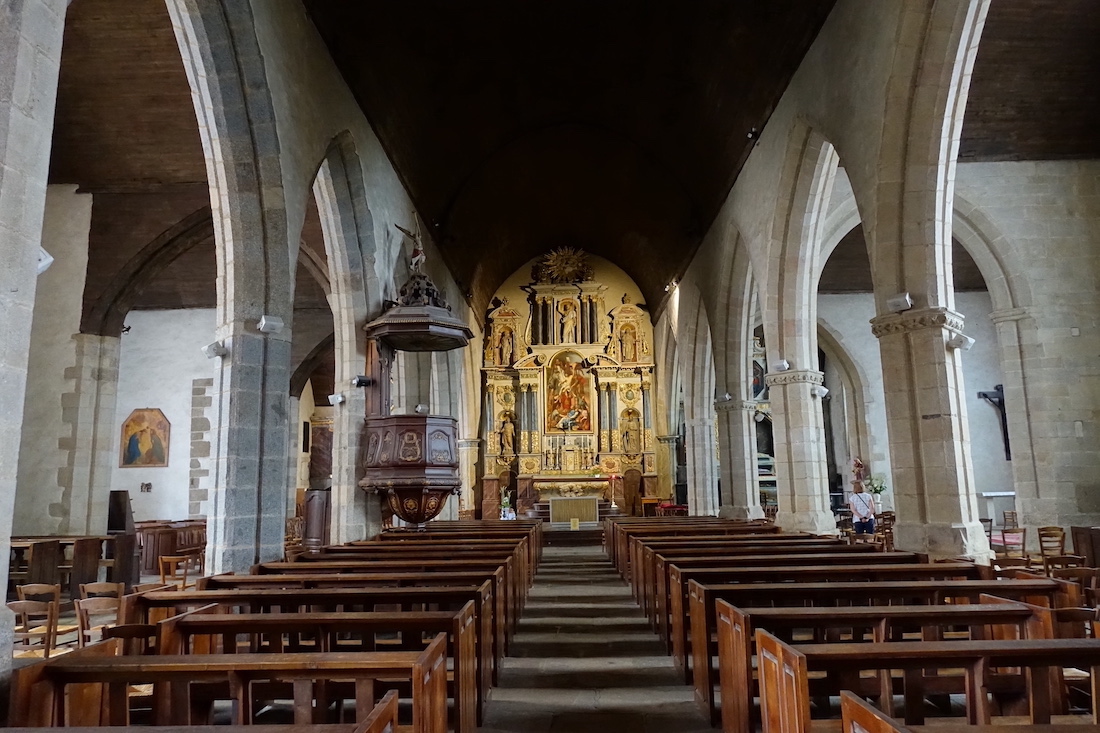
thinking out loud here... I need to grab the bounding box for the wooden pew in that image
[669,562,986,679]
[158,602,479,733]
[320,538,533,592]
[608,519,794,573]
[625,533,834,581]
[757,630,1100,731]
[120,583,499,695]
[10,636,447,731]
[650,550,920,638]
[840,690,1100,733]
[342,535,536,587]
[630,537,855,603]
[605,518,787,572]
[252,559,517,652]
[713,600,1048,733]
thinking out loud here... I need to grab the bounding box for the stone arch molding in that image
[82,206,214,337]
[167,0,294,572]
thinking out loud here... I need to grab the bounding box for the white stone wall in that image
[955,161,1100,526]
[14,185,92,535]
[818,291,1013,516]
[111,309,217,521]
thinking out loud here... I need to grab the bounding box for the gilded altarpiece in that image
[481,249,657,517]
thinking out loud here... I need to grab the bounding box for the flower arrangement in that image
[865,475,888,495]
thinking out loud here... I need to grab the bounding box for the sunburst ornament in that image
[535,247,593,284]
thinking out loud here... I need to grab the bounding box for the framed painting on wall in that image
[119,408,170,468]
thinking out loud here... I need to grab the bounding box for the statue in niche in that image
[620,324,637,362]
[497,327,514,366]
[620,408,642,454]
[499,413,516,455]
[560,300,578,344]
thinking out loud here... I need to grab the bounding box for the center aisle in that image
[480,543,714,732]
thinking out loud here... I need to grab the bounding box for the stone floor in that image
[480,543,714,732]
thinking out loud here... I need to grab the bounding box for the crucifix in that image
[977,384,1010,460]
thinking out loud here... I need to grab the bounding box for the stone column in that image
[63,334,122,534]
[330,386,369,543]
[684,417,718,516]
[0,0,69,698]
[766,370,836,534]
[871,308,990,560]
[656,435,678,500]
[206,330,292,573]
[716,399,764,520]
[457,437,481,519]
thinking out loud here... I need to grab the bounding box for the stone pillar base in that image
[894,520,993,563]
[720,505,765,521]
[775,509,838,536]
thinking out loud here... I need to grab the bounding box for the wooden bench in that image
[840,690,1100,733]
[10,635,447,732]
[157,602,479,732]
[666,560,982,674]
[607,520,794,572]
[651,551,924,639]
[120,583,499,693]
[757,630,1100,731]
[630,538,859,605]
[713,600,1049,733]
[332,536,535,589]
[252,559,517,650]
[623,532,831,580]
[4,713,393,733]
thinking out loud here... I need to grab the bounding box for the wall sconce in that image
[946,333,975,351]
[257,315,284,334]
[327,393,345,406]
[886,292,913,313]
[414,403,429,414]
[351,375,373,388]
[37,247,55,275]
[720,392,732,401]
[754,412,767,423]
[811,385,830,399]
[201,341,227,359]
[773,359,790,372]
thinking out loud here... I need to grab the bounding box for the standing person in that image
[848,483,876,535]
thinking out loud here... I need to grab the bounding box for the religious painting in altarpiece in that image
[545,351,594,433]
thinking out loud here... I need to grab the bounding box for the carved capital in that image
[713,398,740,413]
[764,369,824,387]
[657,434,678,445]
[870,307,964,338]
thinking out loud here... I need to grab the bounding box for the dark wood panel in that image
[961,0,1100,161]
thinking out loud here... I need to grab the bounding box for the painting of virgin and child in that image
[120,408,170,468]
[546,351,593,433]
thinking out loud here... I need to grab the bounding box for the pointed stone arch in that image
[310,130,381,542]
[167,0,294,571]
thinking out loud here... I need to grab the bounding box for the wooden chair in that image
[75,596,120,647]
[763,505,779,523]
[999,527,1028,558]
[979,517,993,542]
[1037,525,1086,575]
[992,555,1032,578]
[8,599,58,659]
[1053,566,1100,606]
[17,583,79,643]
[79,581,126,599]
[1003,509,1019,528]
[158,554,192,589]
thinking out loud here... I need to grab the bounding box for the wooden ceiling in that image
[48,0,1099,332]
[818,227,986,294]
[303,0,835,313]
[960,0,1100,161]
